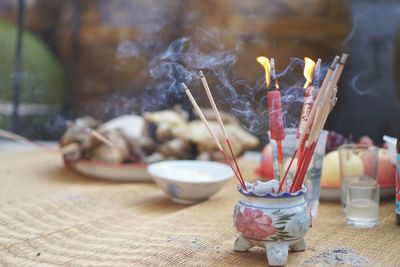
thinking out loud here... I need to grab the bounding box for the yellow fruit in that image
[321,150,364,188]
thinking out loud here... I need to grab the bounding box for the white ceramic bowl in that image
[147,160,234,204]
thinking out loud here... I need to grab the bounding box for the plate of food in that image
[72,160,149,182]
[59,107,259,182]
[60,114,154,181]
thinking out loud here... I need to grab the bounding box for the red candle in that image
[267,91,285,140]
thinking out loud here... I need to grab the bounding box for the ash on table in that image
[303,247,370,266]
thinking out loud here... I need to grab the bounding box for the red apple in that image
[361,150,376,178]
[256,144,275,180]
[377,148,396,187]
[360,148,396,187]
[358,135,374,146]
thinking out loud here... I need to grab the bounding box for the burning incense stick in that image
[278,58,317,192]
[313,59,322,86]
[279,56,340,192]
[199,71,245,185]
[307,54,348,146]
[297,57,317,163]
[289,54,348,192]
[181,83,247,190]
[297,56,340,148]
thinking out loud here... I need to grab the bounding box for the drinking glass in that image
[269,128,328,218]
[338,144,379,209]
[345,181,380,227]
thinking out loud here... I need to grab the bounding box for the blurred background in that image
[0,0,399,146]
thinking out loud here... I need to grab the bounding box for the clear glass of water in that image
[269,128,328,218]
[345,181,380,227]
[338,144,379,210]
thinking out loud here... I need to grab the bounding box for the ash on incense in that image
[303,247,370,266]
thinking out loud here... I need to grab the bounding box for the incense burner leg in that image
[234,235,253,252]
[266,242,288,266]
[290,238,306,252]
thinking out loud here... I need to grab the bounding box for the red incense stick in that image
[199,71,246,189]
[289,54,348,192]
[182,83,247,190]
[291,143,317,192]
[226,139,245,185]
[290,147,310,192]
[221,149,245,188]
[277,148,297,192]
[284,57,339,192]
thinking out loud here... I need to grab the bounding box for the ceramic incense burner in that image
[233,186,311,266]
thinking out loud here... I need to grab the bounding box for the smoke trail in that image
[349,71,382,98]
[102,33,315,146]
[140,36,239,112]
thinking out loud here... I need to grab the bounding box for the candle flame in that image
[303,57,316,88]
[256,56,271,88]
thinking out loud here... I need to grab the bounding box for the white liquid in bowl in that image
[148,160,233,183]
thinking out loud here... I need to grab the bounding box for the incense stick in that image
[199,71,245,186]
[181,83,247,189]
[182,83,246,189]
[290,54,348,192]
[297,56,340,148]
[313,59,322,86]
[280,56,340,192]
[307,54,348,146]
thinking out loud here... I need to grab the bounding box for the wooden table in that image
[0,149,399,266]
